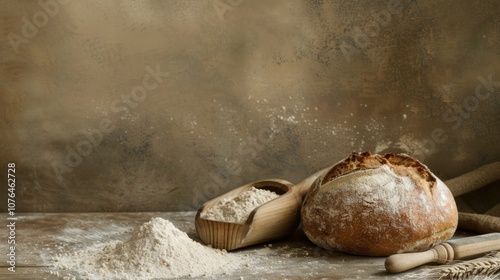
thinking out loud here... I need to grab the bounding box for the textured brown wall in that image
[0,0,499,212]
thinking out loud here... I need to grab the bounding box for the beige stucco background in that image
[0,0,499,213]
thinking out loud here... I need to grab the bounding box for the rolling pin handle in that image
[436,242,454,264]
[385,243,454,273]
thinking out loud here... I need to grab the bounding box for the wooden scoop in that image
[195,179,302,251]
[195,166,331,251]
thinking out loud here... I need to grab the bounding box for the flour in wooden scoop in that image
[201,187,280,223]
[52,217,248,279]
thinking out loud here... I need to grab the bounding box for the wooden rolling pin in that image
[385,232,500,273]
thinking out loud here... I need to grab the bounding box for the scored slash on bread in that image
[321,151,436,195]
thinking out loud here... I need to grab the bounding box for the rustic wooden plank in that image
[0,212,477,279]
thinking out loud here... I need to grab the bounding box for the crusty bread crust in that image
[302,151,458,256]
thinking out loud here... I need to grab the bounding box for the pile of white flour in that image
[53,217,247,279]
[201,187,280,223]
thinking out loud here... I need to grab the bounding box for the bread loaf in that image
[301,152,458,257]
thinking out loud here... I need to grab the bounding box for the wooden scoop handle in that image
[296,168,329,198]
[385,233,500,273]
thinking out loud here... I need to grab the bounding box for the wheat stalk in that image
[437,252,500,280]
[402,252,500,280]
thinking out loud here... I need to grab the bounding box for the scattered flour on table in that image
[201,187,280,223]
[52,217,248,279]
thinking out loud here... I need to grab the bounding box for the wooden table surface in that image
[0,212,477,279]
